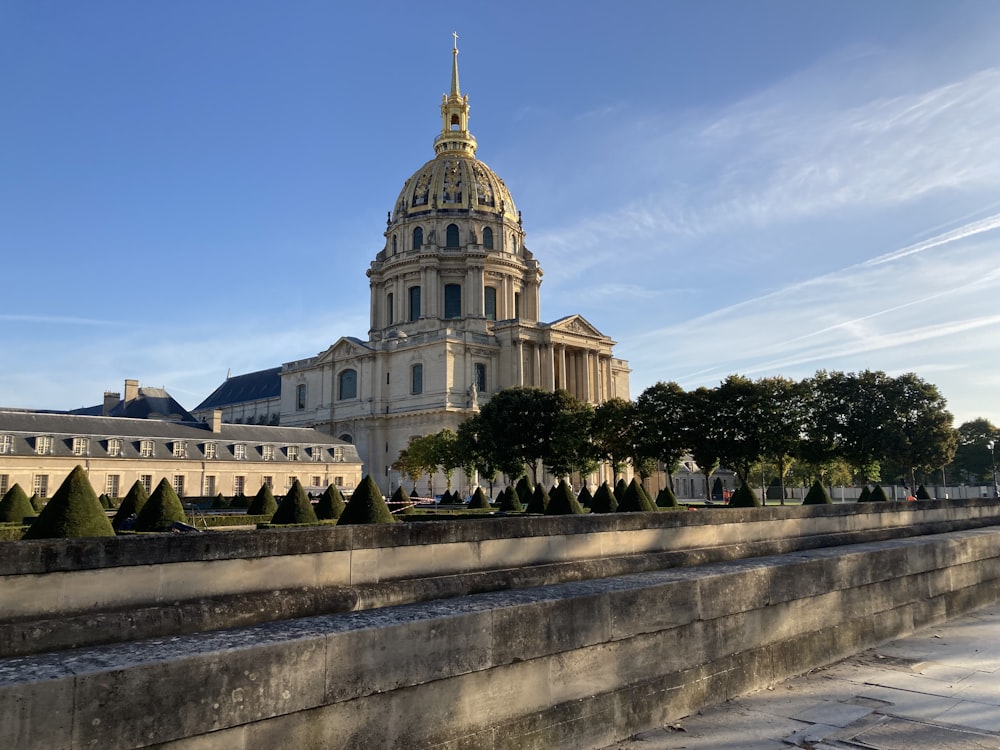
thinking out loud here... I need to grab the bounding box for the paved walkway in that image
[605,602,1000,749]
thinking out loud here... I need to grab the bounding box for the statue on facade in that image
[467,382,478,409]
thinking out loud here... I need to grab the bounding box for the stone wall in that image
[2,500,1000,748]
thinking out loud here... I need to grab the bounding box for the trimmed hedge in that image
[338,474,398,525]
[655,485,680,508]
[590,482,618,513]
[270,480,319,525]
[618,478,657,512]
[247,483,279,517]
[468,487,493,509]
[525,484,550,514]
[514,477,533,506]
[577,485,594,508]
[802,479,833,505]
[23,465,115,539]
[613,478,627,501]
[857,486,872,503]
[112,480,150,531]
[869,484,889,502]
[545,480,585,515]
[497,486,523,512]
[0,483,34,524]
[134,479,188,532]
[916,485,931,500]
[728,484,761,508]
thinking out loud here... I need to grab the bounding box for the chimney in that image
[211,409,223,433]
[103,391,121,416]
[124,379,139,403]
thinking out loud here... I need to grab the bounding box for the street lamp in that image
[988,439,998,499]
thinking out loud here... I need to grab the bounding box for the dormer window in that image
[233,444,246,461]
[311,446,324,462]
[107,438,122,457]
[204,442,217,460]
[73,437,90,456]
[262,445,274,461]
[139,440,154,458]
[172,441,187,458]
[36,436,53,455]
[287,445,299,461]
[0,435,13,455]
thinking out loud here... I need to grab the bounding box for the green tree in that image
[635,381,688,489]
[883,373,957,489]
[756,376,809,505]
[544,391,597,480]
[948,418,999,483]
[683,387,723,502]
[591,398,637,479]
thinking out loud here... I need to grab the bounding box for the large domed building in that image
[196,41,630,493]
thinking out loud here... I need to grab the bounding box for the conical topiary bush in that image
[271,479,319,525]
[247,483,279,516]
[857,486,872,503]
[468,487,492,509]
[338,474,399,525]
[514,476,533,506]
[638,481,655,507]
[802,479,833,505]
[869,484,889,502]
[0,483,34,524]
[655,485,680,508]
[577,485,593,508]
[23,466,115,539]
[0,482,37,523]
[211,493,229,509]
[389,485,415,515]
[590,482,618,513]
[316,485,347,520]
[134,478,188,532]
[497,485,522,512]
[29,493,44,512]
[614,478,627,501]
[618,477,657,512]
[916,485,931,500]
[112,480,150,530]
[98,493,112,510]
[711,476,725,500]
[525,483,550,514]
[545,480,585,515]
[728,484,761,508]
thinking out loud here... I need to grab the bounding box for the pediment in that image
[321,337,372,363]
[548,314,606,338]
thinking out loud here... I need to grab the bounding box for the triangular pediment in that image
[547,314,606,338]
[320,336,373,363]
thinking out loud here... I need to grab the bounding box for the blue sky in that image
[2,1,998,426]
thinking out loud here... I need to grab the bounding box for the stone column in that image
[559,345,567,393]
[583,351,593,403]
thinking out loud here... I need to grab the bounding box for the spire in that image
[435,33,477,158]
[450,31,461,97]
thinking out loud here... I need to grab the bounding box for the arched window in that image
[386,292,394,325]
[408,286,421,321]
[338,369,357,400]
[413,227,423,250]
[483,227,493,249]
[475,363,487,393]
[392,235,398,254]
[510,233,517,252]
[296,384,307,411]
[444,283,462,319]
[411,364,423,395]
[484,286,497,321]
[446,223,460,248]
[338,433,353,444]
[450,114,460,130]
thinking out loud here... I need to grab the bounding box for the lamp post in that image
[988,439,998,499]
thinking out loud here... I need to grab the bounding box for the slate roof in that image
[66,387,195,422]
[193,368,282,411]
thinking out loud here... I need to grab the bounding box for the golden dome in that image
[391,156,517,222]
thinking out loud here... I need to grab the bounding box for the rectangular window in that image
[107,438,122,457]
[204,442,217,459]
[333,446,344,462]
[475,363,487,394]
[172,475,185,496]
[105,475,120,497]
[386,292,394,325]
[0,474,8,495]
[311,446,324,462]
[444,283,462,319]
[312,475,322,487]
[36,436,53,455]
[172,441,187,458]
[33,474,49,498]
[233,476,245,496]
[514,292,521,318]
[0,435,14,454]
[72,437,89,456]
[234,444,246,460]
[203,475,216,496]
[484,286,497,321]
[262,445,274,461]
[263,475,273,489]
[411,363,423,395]
[287,445,299,461]
[140,474,153,493]
[288,475,298,488]
[334,476,344,487]
[408,285,421,321]
[140,440,154,458]
[296,384,307,411]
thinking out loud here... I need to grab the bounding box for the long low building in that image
[0,408,363,501]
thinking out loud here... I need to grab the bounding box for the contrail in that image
[863,212,1000,267]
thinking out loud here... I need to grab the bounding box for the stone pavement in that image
[604,602,1000,749]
